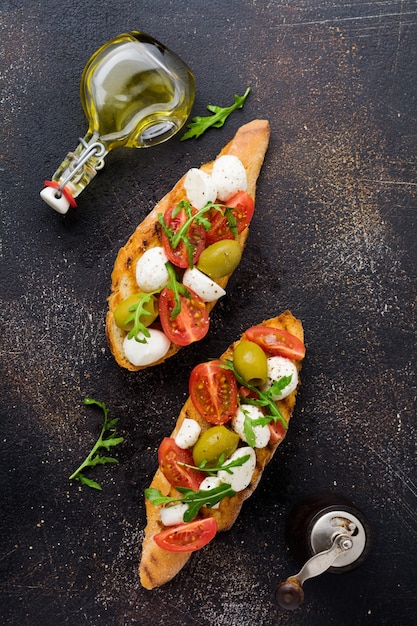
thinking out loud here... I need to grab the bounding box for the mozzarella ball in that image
[160,503,188,526]
[217,446,256,492]
[184,168,217,209]
[232,404,270,449]
[261,356,298,400]
[199,476,222,508]
[123,329,170,366]
[182,267,226,302]
[211,155,247,201]
[174,418,201,449]
[136,247,169,292]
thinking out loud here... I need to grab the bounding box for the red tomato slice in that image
[244,326,306,360]
[206,191,254,243]
[268,420,287,444]
[161,204,206,268]
[190,360,238,424]
[158,438,204,490]
[154,517,217,552]
[238,385,260,401]
[159,287,209,346]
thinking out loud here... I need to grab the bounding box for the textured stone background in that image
[1,1,416,625]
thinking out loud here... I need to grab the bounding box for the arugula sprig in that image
[165,261,190,318]
[222,359,290,447]
[123,261,188,339]
[69,399,124,491]
[181,87,251,140]
[158,200,224,268]
[127,291,159,343]
[178,451,251,477]
[145,483,236,523]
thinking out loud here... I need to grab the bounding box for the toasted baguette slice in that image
[106,119,270,371]
[139,310,304,589]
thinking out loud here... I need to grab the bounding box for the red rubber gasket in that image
[43,180,77,208]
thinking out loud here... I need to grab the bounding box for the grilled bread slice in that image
[106,119,270,371]
[139,310,304,589]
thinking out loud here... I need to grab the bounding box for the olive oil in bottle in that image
[41,31,195,214]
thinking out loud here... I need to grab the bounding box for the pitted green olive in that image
[114,293,158,331]
[233,340,268,387]
[193,425,240,468]
[197,239,242,278]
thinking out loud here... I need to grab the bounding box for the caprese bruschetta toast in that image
[106,119,270,370]
[139,310,305,589]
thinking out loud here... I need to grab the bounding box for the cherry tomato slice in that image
[206,191,254,243]
[268,420,287,443]
[244,326,306,360]
[190,360,238,424]
[154,517,217,552]
[161,204,206,268]
[159,287,209,346]
[158,438,204,490]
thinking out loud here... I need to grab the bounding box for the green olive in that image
[193,426,240,468]
[233,340,268,386]
[197,239,242,278]
[113,293,158,331]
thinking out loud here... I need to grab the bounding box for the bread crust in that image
[106,120,270,370]
[139,310,304,589]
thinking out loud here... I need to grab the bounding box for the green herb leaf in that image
[181,88,251,141]
[126,292,159,343]
[165,262,190,318]
[221,360,289,434]
[145,483,236,523]
[241,405,257,448]
[158,200,223,269]
[269,375,292,397]
[179,453,251,476]
[69,399,124,490]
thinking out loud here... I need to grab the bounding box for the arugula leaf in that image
[145,483,236,523]
[179,452,251,476]
[165,261,190,318]
[222,360,289,433]
[69,399,124,490]
[158,200,223,268]
[181,87,251,141]
[126,292,159,342]
[224,206,239,238]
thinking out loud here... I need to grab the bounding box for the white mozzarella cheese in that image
[136,247,169,292]
[174,418,201,449]
[211,155,247,201]
[232,404,270,448]
[182,267,226,302]
[261,356,298,399]
[199,476,222,508]
[160,503,188,526]
[123,329,170,366]
[217,446,256,492]
[184,168,217,209]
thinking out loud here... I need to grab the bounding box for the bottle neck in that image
[50,133,108,200]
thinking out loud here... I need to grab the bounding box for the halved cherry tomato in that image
[161,204,206,268]
[238,385,260,401]
[244,326,306,360]
[159,287,209,346]
[190,360,238,424]
[158,438,204,490]
[206,191,254,243]
[268,420,287,443]
[154,517,217,552]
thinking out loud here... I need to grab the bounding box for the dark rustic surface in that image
[1,1,416,625]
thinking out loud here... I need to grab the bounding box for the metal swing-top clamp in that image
[41,138,107,214]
